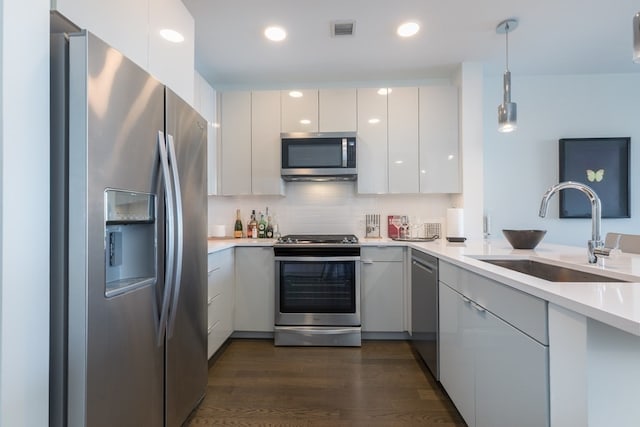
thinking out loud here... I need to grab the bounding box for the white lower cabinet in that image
[234,247,275,332]
[439,262,549,427]
[207,248,234,358]
[360,247,404,332]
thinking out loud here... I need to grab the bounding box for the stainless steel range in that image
[274,234,361,346]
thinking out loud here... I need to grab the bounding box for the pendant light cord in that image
[505,22,510,71]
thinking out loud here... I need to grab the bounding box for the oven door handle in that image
[275,256,361,262]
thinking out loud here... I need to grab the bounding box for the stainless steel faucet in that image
[539,181,603,264]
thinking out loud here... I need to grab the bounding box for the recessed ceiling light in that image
[300,119,311,125]
[397,22,420,38]
[368,118,380,124]
[448,154,455,160]
[160,29,185,43]
[377,88,392,95]
[264,26,287,42]
[394,160,404,165]
[289,90,303,98]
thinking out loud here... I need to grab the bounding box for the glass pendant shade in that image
[498,102,517,132]
[634,12,640,63]
[498,70,517,133]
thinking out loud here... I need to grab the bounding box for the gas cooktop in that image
[275,234,359,245]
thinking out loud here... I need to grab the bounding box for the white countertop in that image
[406,239,640,337]
[208,236,640,337]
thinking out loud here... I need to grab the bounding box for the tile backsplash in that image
[208,182,455,238]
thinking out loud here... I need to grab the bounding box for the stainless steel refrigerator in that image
[50,30,207,427]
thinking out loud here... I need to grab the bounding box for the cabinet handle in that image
[461,295,471,304]
[471,302,486,313]
[362,259,374,264]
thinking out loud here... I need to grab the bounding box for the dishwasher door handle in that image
[412,259,435,274]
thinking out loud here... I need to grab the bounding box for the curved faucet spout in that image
[539,181,602,263]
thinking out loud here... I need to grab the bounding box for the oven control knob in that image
[285,237,293,243]
[350,237,358,243]
[342,237,350,244]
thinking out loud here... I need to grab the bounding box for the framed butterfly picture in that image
[559,137,630,218]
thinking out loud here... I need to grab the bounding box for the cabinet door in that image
[234,247,275,332]
[319,88,357,132]
[356,88,388,194]
[439,283,476,427]
[419,86,460,193]
[220,92,251,195]
[194,73,218,195]
[53,0,148,70]
[148,0,195,104]
[474,308,549,427]
[251,91,284,195]
[361,260,404,332]
[281,89,319,133]
[388,87,419,193]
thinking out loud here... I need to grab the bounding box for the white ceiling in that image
[182,0,640,88]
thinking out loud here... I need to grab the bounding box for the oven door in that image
[275,249,360,326]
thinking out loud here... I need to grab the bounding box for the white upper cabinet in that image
[220,92,251,195]
[148,0,195,104]
[52,0,149,70]
[251,91,284,195]
[53,0,195,104]
[281,89,319,133]
[319,89,357,132]
[193,72,217,195]
[356,88,388,194]
[419,86,461,193]
[387,87,419,193]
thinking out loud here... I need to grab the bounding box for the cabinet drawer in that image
[208,248,233,272]
[440,261,548,345]
[361,247,404,262]
[207,293,224,329]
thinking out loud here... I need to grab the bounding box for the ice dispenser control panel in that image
[104,190,157,298]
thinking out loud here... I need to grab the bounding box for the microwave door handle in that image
[342,138,348,167]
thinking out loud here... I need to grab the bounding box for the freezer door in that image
[164,89,208,426]
[67,32,166,427]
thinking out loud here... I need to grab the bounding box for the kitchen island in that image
[209,237,640,427]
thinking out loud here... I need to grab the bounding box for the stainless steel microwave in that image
[280,132,357,181]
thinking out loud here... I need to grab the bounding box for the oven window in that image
[279,260,356,313]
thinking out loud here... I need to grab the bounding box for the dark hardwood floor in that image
[188,339,466,426]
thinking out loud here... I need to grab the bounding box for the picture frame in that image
[559,137,630,218]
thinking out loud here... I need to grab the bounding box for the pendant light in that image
[633,12,640,63]
[496,19,519,133]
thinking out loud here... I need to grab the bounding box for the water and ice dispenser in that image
[104,189,157,297]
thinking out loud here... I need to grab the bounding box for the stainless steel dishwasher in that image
[411,249,439,380]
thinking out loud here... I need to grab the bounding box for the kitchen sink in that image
[391,236,438,242]
[479,258,628,283]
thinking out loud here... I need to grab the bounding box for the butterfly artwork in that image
[586,168,604,183]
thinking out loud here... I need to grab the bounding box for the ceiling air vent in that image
[331,20,356,37]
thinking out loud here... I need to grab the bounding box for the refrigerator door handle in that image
[166,134,184,338]
[157,130,176,346]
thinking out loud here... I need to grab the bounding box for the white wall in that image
[0,0,50,425]
[484,73,640,246]
[208,182,454,238]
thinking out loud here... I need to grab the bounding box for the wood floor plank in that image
[188,339,466,426]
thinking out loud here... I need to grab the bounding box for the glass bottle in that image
[233,209,243,238]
